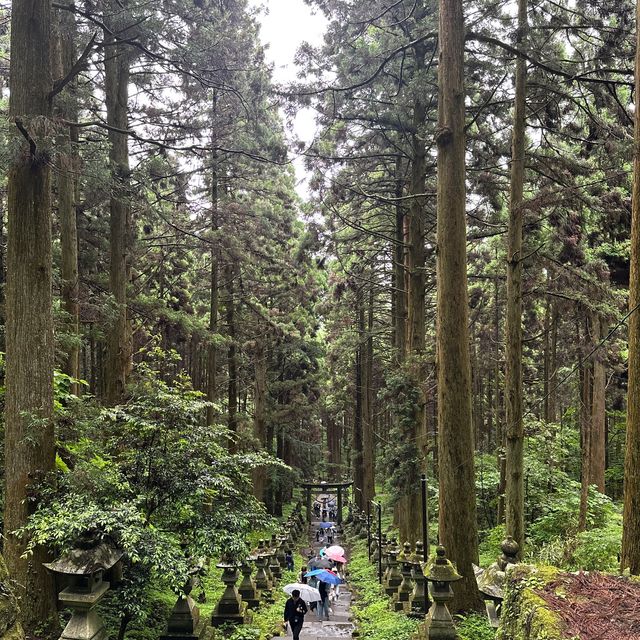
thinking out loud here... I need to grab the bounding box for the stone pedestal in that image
[211,564,248,627]
[58,583,109,640]
[269,547,282,581]
[160,594,201,640]
[385,550,403,597]
[254,553,272,592]
[238,558,261,610]
[425,582,457,639]
[409,542,428,616]
[394,543,415,611]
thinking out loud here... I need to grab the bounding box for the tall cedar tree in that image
[4,0,57,628]
[621,0,640,574]
[436,0,482,611]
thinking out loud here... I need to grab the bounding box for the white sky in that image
[250,0,328,198]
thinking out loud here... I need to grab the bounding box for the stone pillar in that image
[254,553,272,592]
[211,563,247,627]
[160,592,201,640]
[238,557,261,610]
[409,541,428,617]
[337,486,343,525]
[394,542,415,611]
[385,548,403,596]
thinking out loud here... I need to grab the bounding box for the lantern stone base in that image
[58,583,109,640]
[210,601,248,628]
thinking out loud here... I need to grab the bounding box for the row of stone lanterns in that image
[345,506,463,640]
[210,505,305,627]
[44,504,306,640]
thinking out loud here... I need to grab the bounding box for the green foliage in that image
[348,539,420,640]
[23,356,278,628]
[380,367,423,505]
[456,613,496,640]
[569,517,623,571]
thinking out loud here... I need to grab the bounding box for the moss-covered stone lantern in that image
[424,546,461,639]
[44,539,123,640]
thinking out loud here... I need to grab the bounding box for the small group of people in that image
[312,500,337,521]
[315,526,336,545]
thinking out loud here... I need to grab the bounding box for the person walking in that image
[285,550,295,572]
[284,589,308,640]
[317,579,330,620]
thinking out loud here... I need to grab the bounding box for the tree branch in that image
[49,32,98,101]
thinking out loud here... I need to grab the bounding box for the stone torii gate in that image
[300,480,353,525]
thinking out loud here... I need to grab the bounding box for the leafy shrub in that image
[569,517,622,571]
[23,355,279,634]
[348,539,420,640]
[456,613,496,640]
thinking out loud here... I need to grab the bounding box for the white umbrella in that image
[283,582,321,602]
[325,545,345,556]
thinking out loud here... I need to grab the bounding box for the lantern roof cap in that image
[44,540,123,576]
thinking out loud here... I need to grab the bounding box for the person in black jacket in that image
[283,590,308,640]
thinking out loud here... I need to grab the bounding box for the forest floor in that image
[539,571,640,639]
[273,516,354,640]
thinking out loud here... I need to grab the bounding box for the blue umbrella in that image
[304,569,326,577]
[314,570,343,585]
[319,522,334,529]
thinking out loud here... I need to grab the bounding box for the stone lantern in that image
[424,546,462,640]
[409,541,428,616]
[384,547,403,597]
[44,540,123,640]
[393,542,415,611]
[238,556,261,610]
[474,536,519,627]
[254,552,272,592]
[211,561,247,627]
[268,540,282,581]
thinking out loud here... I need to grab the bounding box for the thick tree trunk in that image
[4,0,57,629]
[253,339,267,501]
[395,46,429,544]
[590,315,606,493]
[54,7,80,389]
[226,263,238,451]
[578,316,593,533]
[353,293,365,510]
[207,94,219,425]
[394,156,407,359]
[362,287,375,506]
[436,0,481,610]
[504,0,527,558]
[104,1,132,404]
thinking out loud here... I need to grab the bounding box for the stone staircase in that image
[275,516,355,640]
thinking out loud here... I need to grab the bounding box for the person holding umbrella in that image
[283,589,308,640]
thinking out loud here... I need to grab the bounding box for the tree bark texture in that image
[504,0,527,558]
[590,314,606,493]
[353,294,365,511]
[578,316,593,533]
[362,287,375,506]
[207,94,219,425]
[253,339,267,501]
[395,44,429,545]
[226,263,238,452]
[54,7,80,389]
[436,0,482,611]
[394,156,407,360]
[4,0,57,628]
[104,0,132,404]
